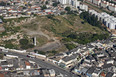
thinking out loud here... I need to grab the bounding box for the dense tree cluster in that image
[65,44,77,50]
[5,43,15,49]
[65,7,71,12]
[41,5,47,10]
[19,39,34,49]
[53,2,60,7]
[0,1,7,6]
[80,12,105,29]
[34,50,45,55]
[63,32,109,45]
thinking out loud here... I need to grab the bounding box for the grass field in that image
[42,15,106,35]
[21,14,108,41]
[37,35,48,46]
[20,14,108,52]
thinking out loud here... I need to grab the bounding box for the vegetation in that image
[53,2,60,7]
[5,43,15,49]
[42,14,109,45]
[41,5,47,10]
[65,44,77,50]
[19,39,29,45]
[20,14,109,50]
[37,35,48,46]
[19,39,34,49]
[34,50,46,55]
[60,12,66,15]
[63,32,109,44]
[80,12,107,31]
[45,1,49,4]
[0,1,8,6]
[2,40,17,49]
[0,53,4,59]
[85,2,114,16]
[47,50,58,55]
[4,17,28,23]
[65,7,71,12]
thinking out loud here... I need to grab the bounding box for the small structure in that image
[33,37,36,46]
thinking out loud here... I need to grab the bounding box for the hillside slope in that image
[21,14,108,53]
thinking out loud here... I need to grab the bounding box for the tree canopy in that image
[19,39,29,45]
[65,7,71,12]
[41,5,47,10]
[53,2,60,7]
[80,12,105,30]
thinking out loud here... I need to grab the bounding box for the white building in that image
[25,61,31,69]
[89,9,116,30]
[101,1,109,8]
[71,0,80,8]
[109,21,116,29]
[59,0,67,4]
[80,4,88,11]
[93,0,101,6]
[87,0,93,3]
[108,4,116,11]
[49,69,56,77]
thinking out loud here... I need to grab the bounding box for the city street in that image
[6,51,80,77]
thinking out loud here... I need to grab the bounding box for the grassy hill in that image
[21,14,109,47]
[0,14,109,55]
[43,14,106,35]
[22,14,106,34]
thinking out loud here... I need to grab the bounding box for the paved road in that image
[6,51,80,77]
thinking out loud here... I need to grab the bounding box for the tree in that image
[19,39,29,45]
[28,44,34,48]
[60,11,65,15]
[41,5,47,10]
[47,15,54,19]
[21,45,28,49]
[0,53,4,59]
[38,51,45,55]
[79,11,105,29]
[65,7,71,12]
[52,50,57,55]
[53,2,59,7]
[5,43,14,49]
[65,44,76,50]
[28,4,32,6]
[45,1,48,4]
[0,1,6,6]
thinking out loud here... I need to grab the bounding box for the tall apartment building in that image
[108,3,116,11]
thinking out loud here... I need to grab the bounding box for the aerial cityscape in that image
[0,0,115,77]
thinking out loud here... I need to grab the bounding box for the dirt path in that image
[23,28,51,40]
[22,17,62,51]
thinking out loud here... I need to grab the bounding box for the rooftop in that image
[62,53,78,62]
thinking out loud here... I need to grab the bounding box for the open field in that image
[20,14,108,53]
